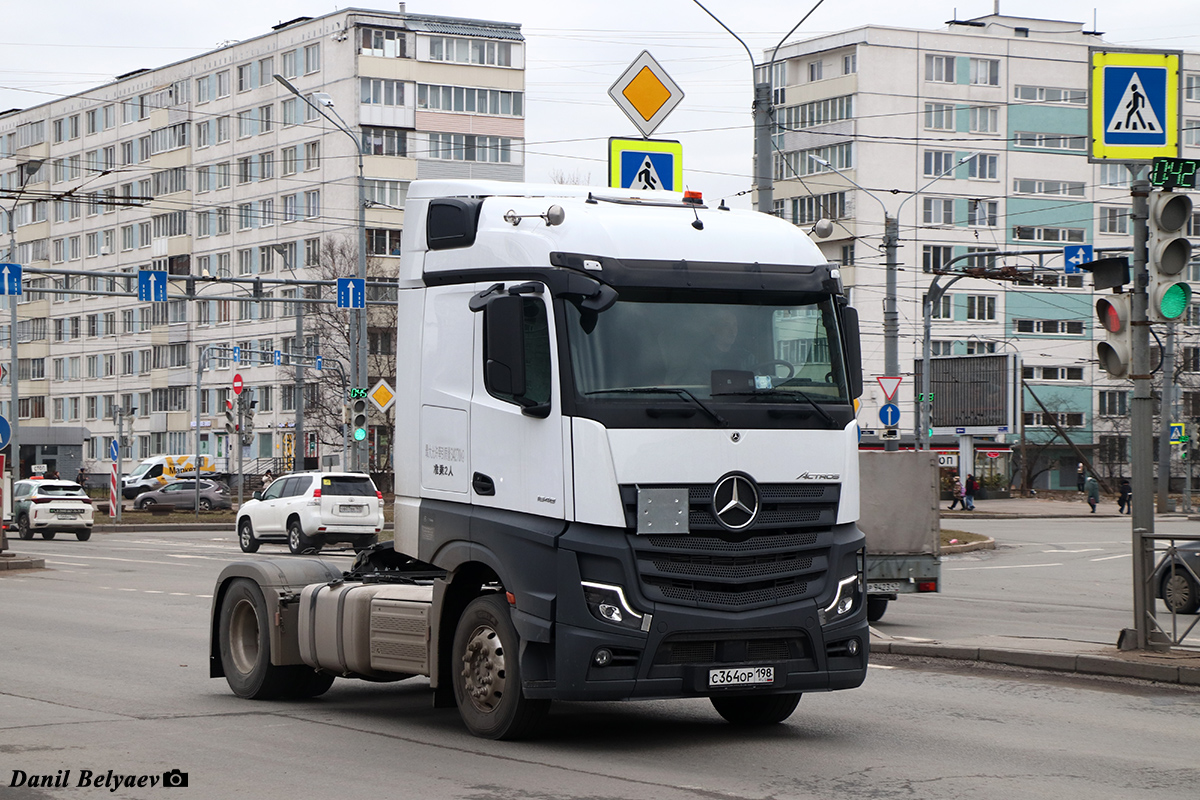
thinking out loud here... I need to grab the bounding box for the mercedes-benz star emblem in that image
[712,474,759,531]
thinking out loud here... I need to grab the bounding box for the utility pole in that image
[1157,323,1176,512]
[1128,169,1156,650]
[882,215,899,451]
[753,81,773,215]
[113,407,124,523]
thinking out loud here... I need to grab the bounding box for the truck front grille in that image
[653,633,808,665]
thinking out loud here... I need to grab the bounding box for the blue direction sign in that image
[878,403,901,427]
[337,277,366,309]
[138,269,167,302]
[1063,245,1094,274]
[314,356,323,371]
[274,350,282,366]
[232,345,241,364]
[110,440,119,461]
[0,414,10,450]
[0,263,22,296]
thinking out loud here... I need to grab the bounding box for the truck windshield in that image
[564,291,850,404]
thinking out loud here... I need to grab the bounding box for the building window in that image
[967,200,998,227]
[931,341,954,356]
[304,190,320,219]
[843,53,856,75]
[965,247,998,268]
[1187,75,1200,102]
[417,84,524,117]
[362,78,405,106]
[1183,119,1200,147]
[788,192,846,225]
[1013,318,1085,335]
[1014,132,1087,151]
[427,133,517,164]
[364,179,408,208]
[1025,411,1085,428]
[965,340,996,355]
[969,106,999,133]
[968,153,997,180]
[924,103,954,131]
[966,295,996,321]
[1013,178,1085,196]
[969,58,1000,86]
[303,42,321,74]
[923,150,954,177]
[926,293,952,319]
[361,27,407,58]
[1098,390,1128,416]
[925,54,954,83]
[1014,85,1087,105]
[1098,435,1129,466]
[1099,206,1129,234]
[362,126,408,156]
[1012,226,1086,243]
[428,36,513,67]
[923,245,953,273]
[922,197,954,226]
[807,61,823,82]
[780,142,852,178]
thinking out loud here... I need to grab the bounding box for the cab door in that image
[468,284,566,520]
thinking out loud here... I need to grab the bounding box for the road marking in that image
[45,560,90,567]
[1040,548,1103,554]
[947,563,1063,571]
[17,552,184,566]
[144,590,164,594]
[868,664,896,670]
[118,588,138,592]
[169,592,190,596]
[1091,553,1133,562]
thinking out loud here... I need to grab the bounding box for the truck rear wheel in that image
[452,593,549,740]
[866,596,889,622]
[219,578,323,700]
[711,693,802,725]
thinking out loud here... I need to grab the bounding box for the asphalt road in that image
[2,527,1199,799]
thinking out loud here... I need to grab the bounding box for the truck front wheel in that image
[711,693,802,725]
[218,578,328,700]
[452,593,549,740]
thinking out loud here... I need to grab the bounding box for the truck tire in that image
[287,519,320,555]
[17,515,32,539]
[41,531,57,540]
[238,519,260,554]
[219,578,314,700]
[866,596,889,622]
[710,693,802,725]
[76,530,91,541]
[452,593,550,740]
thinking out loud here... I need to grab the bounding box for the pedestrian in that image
[948,476,965,510]
[75,467,88,486]
[1085,475,1100,513]
[964,474,978,511]
[262,469,274,487]
[1118,477,1132,515]
[1077,462,1085,492]
[49,469,60,480]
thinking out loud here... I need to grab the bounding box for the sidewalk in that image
[942,493,1194,519]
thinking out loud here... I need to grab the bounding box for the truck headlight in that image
[581,581,651,632]
[819,550,864,626]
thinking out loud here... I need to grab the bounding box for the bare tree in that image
[548,167,592,186]
[299,234,397,474]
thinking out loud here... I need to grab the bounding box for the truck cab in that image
[211,181,869,739]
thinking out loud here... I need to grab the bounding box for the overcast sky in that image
[1,1,1197,205]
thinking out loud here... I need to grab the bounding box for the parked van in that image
[122,455,224,498]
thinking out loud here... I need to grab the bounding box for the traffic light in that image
[242,399,256,446]
[351,395,368,442]
[1095,293,1132,379]
[1147,190,1194,322]
[224,400,236,435]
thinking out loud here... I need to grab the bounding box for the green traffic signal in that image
[1157,281,1192,320]
[353,427,367,442]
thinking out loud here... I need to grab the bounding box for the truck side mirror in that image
[484,294,526,397]
[842,305,864,400]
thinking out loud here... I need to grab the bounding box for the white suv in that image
[236,472,384,555]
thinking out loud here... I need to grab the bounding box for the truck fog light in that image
[582,581,648,631]
[846,638,860,656]
[593,648,613,667]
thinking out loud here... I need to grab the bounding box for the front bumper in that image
[519,521,868,701]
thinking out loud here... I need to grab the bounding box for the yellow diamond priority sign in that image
[369,379,395,413]
[608,50,684,138]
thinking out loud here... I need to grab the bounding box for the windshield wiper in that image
[584,387,727,426]
[713,388,838,428]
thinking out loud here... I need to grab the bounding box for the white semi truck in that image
[210,181,870,739]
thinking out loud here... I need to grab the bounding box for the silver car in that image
[134,479,231,511]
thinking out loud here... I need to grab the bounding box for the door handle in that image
[472,472,495,496]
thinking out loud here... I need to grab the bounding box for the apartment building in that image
[0,6,525,479]
[767,13,1200,490]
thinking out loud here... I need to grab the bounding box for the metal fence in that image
[1146,533,1200,650]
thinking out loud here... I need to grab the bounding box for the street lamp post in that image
[810,152,979,451]
[274,74,368,473]
[272,245,304,469]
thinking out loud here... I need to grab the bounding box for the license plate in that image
[339,504,363,513]
[56,513,79,520]
[709,666,775,687]
[869,582,902,594]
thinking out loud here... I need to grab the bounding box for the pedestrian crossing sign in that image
[609,137,683,191]
[1089,48,1180,163]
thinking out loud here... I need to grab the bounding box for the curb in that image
[872,639,1200,686]
[0,553,46,571]
[941,537,995,554]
